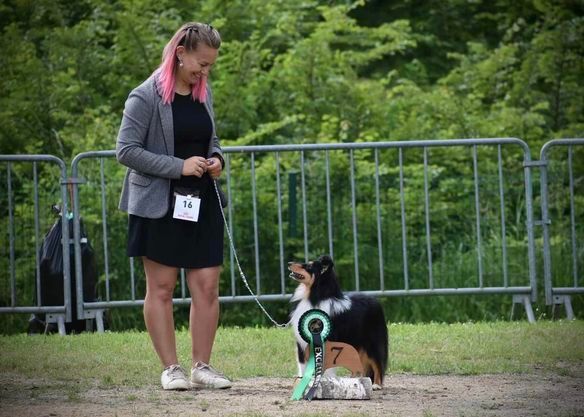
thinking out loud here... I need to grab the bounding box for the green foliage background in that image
[0,0,582,332]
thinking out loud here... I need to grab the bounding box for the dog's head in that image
[288,255,334,290]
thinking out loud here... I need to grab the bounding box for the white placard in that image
[172,194,201,222]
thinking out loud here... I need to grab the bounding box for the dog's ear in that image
[318,255,333,275]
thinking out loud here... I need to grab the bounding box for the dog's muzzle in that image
[288,263,305,281]
[289,272,305,281]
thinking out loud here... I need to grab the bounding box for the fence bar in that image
[472,145,484,288]
[548,287,583,295]
[58,163,72,323]
[539,150,553,304]
[0,306,69,314]
[180,268,186,299]
[99,158,111,301]
[276,152,285,294]
[300,151,308,262]
[375,149,384,291]
[33,163,41,306]
[522,145,538,303]
[399,148,409,290]
[350,149,360,291]
[497,145,509,287]
[251,152,260,294]
[7,163,16,306]
[225,138,528,153]
[226,155,235,296]
[325,151,334,258]
[78,285,534,310]
[568,146,578,286]
[423,147,434,289]
[130,256,136,301]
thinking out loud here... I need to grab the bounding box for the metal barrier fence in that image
[68,138,538,329]
[539,139,584,319]
[5,138,581,333]
[0,155,72,334]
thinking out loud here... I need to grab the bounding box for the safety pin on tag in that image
[173,194,201,222]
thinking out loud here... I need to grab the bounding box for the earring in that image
[179,60,183,67]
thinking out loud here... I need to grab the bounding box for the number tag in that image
[173,194,201,222]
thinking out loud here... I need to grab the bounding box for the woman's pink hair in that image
[155,22,221,104]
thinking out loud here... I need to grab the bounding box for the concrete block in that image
[312,377,372,400]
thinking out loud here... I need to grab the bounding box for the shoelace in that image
[195,362,226,378]
[166,364,187,380]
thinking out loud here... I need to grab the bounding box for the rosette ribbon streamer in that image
[291,309,332,400]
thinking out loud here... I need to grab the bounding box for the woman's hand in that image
[206,157,222,179]
[182,156,209,177]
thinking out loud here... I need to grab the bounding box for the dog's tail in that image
[369,302,389,385]
[380,318,389,380]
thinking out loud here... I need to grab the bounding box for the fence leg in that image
[46,314,67,335]
[95,309,105,333]
[56,315,66,336]
[511,295,536,323]
[552,295,575,320]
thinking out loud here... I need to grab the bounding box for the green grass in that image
[0,321,582,388]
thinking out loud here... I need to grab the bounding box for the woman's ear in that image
[176,45,185,61]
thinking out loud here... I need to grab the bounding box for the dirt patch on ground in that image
[1,371,583,417]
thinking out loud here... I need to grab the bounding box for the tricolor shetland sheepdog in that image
[288,255,388,389]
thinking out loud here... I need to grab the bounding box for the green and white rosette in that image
[291,309,332,401]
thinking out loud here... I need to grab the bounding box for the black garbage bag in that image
[39,217,64,277]
[28,207,100,334]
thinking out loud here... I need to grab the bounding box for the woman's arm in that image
[116,88,184,179]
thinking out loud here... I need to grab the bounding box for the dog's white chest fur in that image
[290,285,352,352]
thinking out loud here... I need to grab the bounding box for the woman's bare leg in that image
[143,257,179,367]
[187,266,221,364]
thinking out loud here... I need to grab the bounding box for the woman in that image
[116,22,231,390]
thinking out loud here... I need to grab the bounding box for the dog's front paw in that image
[372,383,383,391]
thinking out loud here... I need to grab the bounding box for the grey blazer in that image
[116,74,223,218]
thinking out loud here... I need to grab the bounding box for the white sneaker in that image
[161,364,190,390]
[190,361,232,389]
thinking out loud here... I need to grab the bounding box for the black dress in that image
[127,92,224,268]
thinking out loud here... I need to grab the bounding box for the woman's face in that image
[176,43,218,86]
